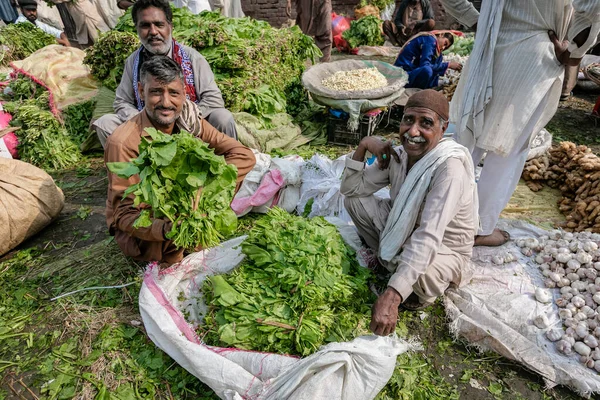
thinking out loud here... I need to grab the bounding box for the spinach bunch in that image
[202,208,374,356]
[342,15,385,49]
[107,128,238,250]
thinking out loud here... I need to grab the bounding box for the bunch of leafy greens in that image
[3,73,47,101]
[107,127,238,250]
[201,208,374,356]
[358,0,395,13]
[1,73,88,166]
[375,353,459,400]
[63,99,96,146]
[0,22,56,66]
[443,34,474,56]
[83,30,140,91]
[342,15,385,49]
[3,93,81,170]
[112,7,320,125]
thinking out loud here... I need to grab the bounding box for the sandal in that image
[401,293,434,311]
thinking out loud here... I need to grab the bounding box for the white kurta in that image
[340,146,477,303]
[440,0,600,235]
[52,0,109,44]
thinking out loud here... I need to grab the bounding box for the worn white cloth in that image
[35,0,64,29]
[15,14,62,39]
[441,0,600,235]
[379,139,476,262]
[172,0,211,14]
[94,0,124,29]
[441,0,600,157]
[54,0,109,44]
[220,0,244,17]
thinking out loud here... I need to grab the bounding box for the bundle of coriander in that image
[83,30,140,91]
[107,127,238,250]
[3,93,81,170]
[1,74,85,169]
[200,208,374,356]
[0,23,56,66]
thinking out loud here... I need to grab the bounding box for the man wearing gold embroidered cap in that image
[340,90,479,335]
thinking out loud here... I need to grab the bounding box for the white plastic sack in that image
[356,46,402,57]
[232,152,305,216]
[233,150,272,200]
[527,128,552,161]
[297,154,349,221]
[444,219,600,396]
[139,236,417,399]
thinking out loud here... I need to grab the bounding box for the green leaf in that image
[107,162,140,178]
[488,382,503,395]
[133,210,153,228]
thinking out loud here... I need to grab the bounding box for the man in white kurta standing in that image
[340,90,478,335]
[439,0,600,246]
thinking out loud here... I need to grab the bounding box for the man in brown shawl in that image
[287,0,332,62]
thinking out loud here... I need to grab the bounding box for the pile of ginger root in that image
[522,142,600,232]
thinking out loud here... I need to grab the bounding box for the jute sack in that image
[0,158,64,256]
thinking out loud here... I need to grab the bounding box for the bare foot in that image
[474,228,510,247]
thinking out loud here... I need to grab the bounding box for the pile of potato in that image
[522,142,600,232]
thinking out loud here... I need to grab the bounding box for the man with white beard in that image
[93,0,236,148]
[340,90,478,335]
[440,0,600,246]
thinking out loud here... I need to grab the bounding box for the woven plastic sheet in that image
[444,219,600,397]
[139,235,417,400]
[302,60,407,100]
[302,60,407,131]
[11,45,98,112]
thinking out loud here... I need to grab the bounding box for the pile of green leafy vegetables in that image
[3,93,81,170]
[63,99,96,146]
[358,0,395,13]
[443,34,474,57]
[107,127,238,250]
[0,22,56,66]
[2,75,82,170]
[200,208,374,356]
[83,30,140,92]
[88,7,320,126]
[343,15,384,49]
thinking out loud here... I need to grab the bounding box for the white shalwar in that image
[440,0,600,235]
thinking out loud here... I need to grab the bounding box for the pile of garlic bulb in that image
[491,251,517,265]
[439,54,468,101]
[523,230,600,370]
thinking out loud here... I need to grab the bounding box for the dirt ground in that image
[1,79,600,398]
